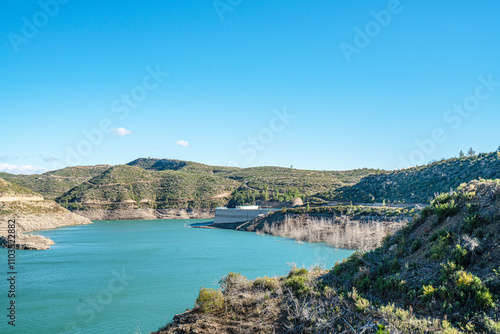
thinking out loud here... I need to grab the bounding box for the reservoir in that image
[0,219,354,333]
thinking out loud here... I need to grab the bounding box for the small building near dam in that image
[213,206,276,224]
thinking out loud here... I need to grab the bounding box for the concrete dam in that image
[213,206,276,224]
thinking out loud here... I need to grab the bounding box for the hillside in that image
[0,176,40,199]
[320,151,500,204]
[127,158,238,174]
[3,165,110,200]
[128,158,376,200]
[157,179,500,333]
[5,152,500,217]
[52,159,378,216]
[0,178,92,250]
[215,166,379,204]
[56,164,241,211]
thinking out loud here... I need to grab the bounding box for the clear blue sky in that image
[1,0,500,174]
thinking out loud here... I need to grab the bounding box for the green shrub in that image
[435,264,496,312]
[355,296,371,312]
[195,288,224,313]
[355,275,371,292]
[451,244,469,267]
[432,193,453,206]
[421,285,436,302]
[411,239,423,252]
[440,261,463,282]
[389,259,400,273]
[462,214,482,234]
[427,232,453,261]
[288,267,308,278]
[253,276,279,291]
[376,324,389,334]
[430,229,450,242]
[285,275,311,297]
[433,199,459,223]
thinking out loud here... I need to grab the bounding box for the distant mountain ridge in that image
[2,152,500,217]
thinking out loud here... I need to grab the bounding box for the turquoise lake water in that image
[0,219,354,333]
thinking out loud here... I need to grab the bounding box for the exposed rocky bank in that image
[0,178,92,250]
[72,208,215,221]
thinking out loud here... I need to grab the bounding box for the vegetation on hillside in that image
[218,167,379,202]
[129,158,379,206]
[158,179,500,333]
[0,177,39,198]
[56,165,240,210]
[49,159,378,211]
[321,151,500,204]
[3,165,110,200]
[0,178,67,215]
[5,151,500,211]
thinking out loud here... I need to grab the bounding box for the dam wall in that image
[213,207,275,224]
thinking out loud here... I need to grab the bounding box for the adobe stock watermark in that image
[340,0,410,63]
[61,268,134,334]
[213,0,242,21]
[237,107,295,162]
[399,74,499,169]
[59,65,168,167]
[8,0,70,54]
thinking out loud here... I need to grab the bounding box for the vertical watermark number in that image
[6,219,17,327]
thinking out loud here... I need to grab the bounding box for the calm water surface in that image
[0,219,354,333]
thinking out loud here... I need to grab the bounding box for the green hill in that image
[7,152,500,212]
[0,177,39,198]
[127,158,240,175]
[3,165,111,200]
[128,158,378,205]
[320,152,500,204]
[217,166,378,194]
[56,165,241,210]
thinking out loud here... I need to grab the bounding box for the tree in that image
[459,150,465,158]
[263,190,269,201]
[467,148,476,156]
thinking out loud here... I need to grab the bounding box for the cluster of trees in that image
[458,148,477,158]
[459,146,500,158]
[227,186,305,208]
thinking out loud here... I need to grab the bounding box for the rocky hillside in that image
[320,151,500,204]
[43,159,377,216]
[2,165,110,200]
[0,178,92,250]
[56,164,241,211]
[157,179,500,333]
[6,153,500,216]
[128,158,378,200]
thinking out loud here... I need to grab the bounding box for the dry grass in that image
[257,215,406,251]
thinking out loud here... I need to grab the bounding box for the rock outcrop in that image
[0,177,92,250]
[72,208,215,221]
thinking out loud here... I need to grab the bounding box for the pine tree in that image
[467,148,476,156]
[459,150,465,158]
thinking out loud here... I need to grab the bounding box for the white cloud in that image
[112,127,132,136]
[175,140,189,147]
[0,163,47,175]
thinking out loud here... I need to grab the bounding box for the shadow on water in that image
[189,221,214,227]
